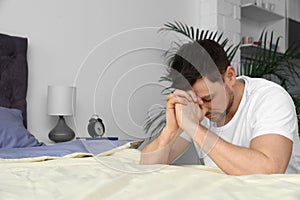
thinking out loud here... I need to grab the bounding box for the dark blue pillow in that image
[0,106,44,148]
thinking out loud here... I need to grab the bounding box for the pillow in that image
[0,106,44,148]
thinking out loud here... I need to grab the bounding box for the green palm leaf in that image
[159,21,239,63]
[240,30,300,132]
[242,31,285,78]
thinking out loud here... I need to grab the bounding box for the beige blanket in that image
[1,148,300,200]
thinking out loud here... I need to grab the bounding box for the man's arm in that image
[140,129,190,164]
[175,100,293,175]
[193,125,292,175]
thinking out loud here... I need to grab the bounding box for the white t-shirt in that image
[181,76,300,173]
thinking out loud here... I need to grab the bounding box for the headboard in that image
[0,33,28,127]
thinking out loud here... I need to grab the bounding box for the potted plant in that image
[240,30,300,133]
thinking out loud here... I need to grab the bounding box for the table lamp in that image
[47,85,76,143]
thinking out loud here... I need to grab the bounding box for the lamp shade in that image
[47,85,76,116]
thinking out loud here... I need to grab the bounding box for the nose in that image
[197,97,209,115]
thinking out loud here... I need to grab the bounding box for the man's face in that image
[192,77,234,123]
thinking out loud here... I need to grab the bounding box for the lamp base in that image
[49,116,75,143]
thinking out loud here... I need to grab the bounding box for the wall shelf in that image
[241,44,259,60]
[240,43,283,60]
[241,3,284,22]
[241,44,258,58]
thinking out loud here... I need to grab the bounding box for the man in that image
[140,39,300,175]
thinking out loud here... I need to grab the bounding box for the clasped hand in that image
[165,89,204,138]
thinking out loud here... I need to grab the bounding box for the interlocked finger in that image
[187,90,198,102]
[166,94,189,107]
[172,89,197,102]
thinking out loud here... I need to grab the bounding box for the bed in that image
[1,33,300,200]
[1,147,300,199]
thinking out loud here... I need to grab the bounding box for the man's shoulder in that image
[238,75,278,86]
[239,76,295,113]
[238,76,286,95]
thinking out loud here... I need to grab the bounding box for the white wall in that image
[288,0,300,22]
[217,0,241,69]
[0,0,201,143]
[0,0,243,145]
[196,0,241,70]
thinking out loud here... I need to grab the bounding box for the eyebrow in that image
[200,93,214,100]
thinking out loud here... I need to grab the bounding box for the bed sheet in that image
[0,139,138,162]
[1,148,300,200]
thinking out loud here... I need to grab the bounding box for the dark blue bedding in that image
[0,139,132,159]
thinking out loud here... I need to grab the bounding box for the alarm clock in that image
[87,114,105,138]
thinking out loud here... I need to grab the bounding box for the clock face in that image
[88,118,105,138]
[94,122,104,136]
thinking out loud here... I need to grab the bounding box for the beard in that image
[210,87,234,124]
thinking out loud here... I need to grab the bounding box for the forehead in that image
[192,78,224,97]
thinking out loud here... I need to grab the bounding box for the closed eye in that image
[202,98,211,103]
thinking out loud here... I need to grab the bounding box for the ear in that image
[223,66,236,85]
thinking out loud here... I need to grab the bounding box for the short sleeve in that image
[250,86,298,141]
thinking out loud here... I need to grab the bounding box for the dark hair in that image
[169,39,230,90]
